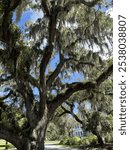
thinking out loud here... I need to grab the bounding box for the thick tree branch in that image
[60,105,83,125]
[67,57,95,67]
[28,74,39,88]
[0,124,22,149]
[17,82,36,127]
[48,81,96,112]
[41,0,50,17]
[48,64,113,112]
[39,5,58,115]
[46,58,66,88]
[96,64,113,86]
[0,75,12,84]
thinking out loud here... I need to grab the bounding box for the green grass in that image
[0,139,14,150]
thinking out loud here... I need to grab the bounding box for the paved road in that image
[45,144,82,150]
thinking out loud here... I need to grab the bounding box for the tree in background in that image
[59,77,113,145]
[0,0,112,150]
[46,114,76,140]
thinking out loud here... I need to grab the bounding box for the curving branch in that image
[46,59,66,88]
[59,104,83,125]
[48,64,113,112]
[96,64,113,86]
[0,75,12,84]
[0,124,22,149]
[48,81,96,112]
[67,57,95,67]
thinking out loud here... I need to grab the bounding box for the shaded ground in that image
[45,143,113,150]
[0,140,14,150]
[8,145,112,150]
[1,140,112,150]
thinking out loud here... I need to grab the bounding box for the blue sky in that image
[13,9,43,31]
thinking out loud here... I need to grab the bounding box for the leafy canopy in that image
[0,0,112,139]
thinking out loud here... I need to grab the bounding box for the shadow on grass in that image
[0,144,15,149]
[0,145,5,147]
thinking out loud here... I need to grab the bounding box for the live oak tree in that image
[0,0,112,150]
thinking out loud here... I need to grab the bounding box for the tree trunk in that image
[0,112,50,150]
[19,139,45,150]
[21,114,49,150]
[18,104,52,150]
[0,130,47,150]
[92,131,105,146]
[96,134,105,146]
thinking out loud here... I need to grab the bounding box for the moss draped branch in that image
[48,64,113,112]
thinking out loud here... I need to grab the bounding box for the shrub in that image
[60,136,70,145]
[80,137,90,146]
[80,135,98,146]
[60,135,98,146]
[87,135,98,145]
[69,136,81,145]
[60,136,81,145]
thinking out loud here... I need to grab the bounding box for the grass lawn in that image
[0,139,14,150]
[45,140,60,145]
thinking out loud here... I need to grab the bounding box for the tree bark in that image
[0,125,47,150]
[92,131,105,146]
[20,139,45,150]
[23,109,49,150]
[0,109,50,150]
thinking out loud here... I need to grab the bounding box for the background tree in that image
[46,114,76,140]
[0,0,112,150]
[59,77,113,145]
